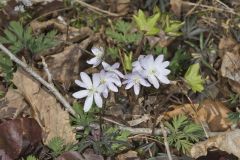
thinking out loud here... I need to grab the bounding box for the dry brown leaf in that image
[0,89,29,119]
[12,69,76,144]
[45,45,82,90]
[164,99,232,132]
[220,50,240,93]
[116,150,139,160]
[170,0,182,17]
[190,129,240,159]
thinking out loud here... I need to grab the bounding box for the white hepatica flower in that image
[87,47,104,67]
[20,0,32,7]
[73,72,103,112]
[102,61,124,78]
[123,72,151,95]
[132,55,145,72]
[98,70,122,98]
[140,54,171,89]
[14,5,25,12]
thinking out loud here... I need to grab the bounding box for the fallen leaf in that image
[164,99,232,132]
[12,69,76,144]
[190,129,240,159]
[45,45,82,90]
[0,118,42,159]
[170,0,182,17]
[0,88,29,120]
[0,150,13,160]
[56,151,84,160]
[220,50,240,94]
[116,150,139,160]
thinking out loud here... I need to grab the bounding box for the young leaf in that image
[133,9,160,36]
[123,52,133,71]
[184,63,204,92]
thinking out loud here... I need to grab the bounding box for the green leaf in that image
[123,52,132,71]
[25,155,38,160]
[165,115,203,154]
[184,63,204,92]
[48,137,65,157]
[133,9,160,36]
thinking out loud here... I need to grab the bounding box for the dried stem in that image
[74,0,120,17]
[160,122,173,160]
[0,43,76,115]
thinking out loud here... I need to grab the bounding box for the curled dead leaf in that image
[0,118,42,159]
[164,99,232,132]
[12,69,76,144]
[190,129,240,159]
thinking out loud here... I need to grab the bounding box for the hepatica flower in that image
[73,72,103,112]
[123,72,150,95]
[139,54,170,88]
[98,70,122,98]
[102,61,124,78]
[87,47,104,67]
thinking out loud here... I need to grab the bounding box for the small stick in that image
[0,43,76,115]
[160,122,173,160]
[41,56,53,84]
[74,0,120,17]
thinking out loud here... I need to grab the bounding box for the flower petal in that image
[134,84,140,95]
[102,61,110,69]
[156,74,170,84]
[72,90,89,99]
[113,69,124,78]
[155,54,164,64]
[160,61,170,68]
[141,55,154,69]
[139,78,151,87]
[125,81,134,89]
[112,62,120,69]
[94,93,103,108]
[92,73,100,87]
[75,80,86,88]
[102,89,109,98]
[108,83,118,92]
[91,47,104,56]
[87,57,98,65]
[83,94,93,112]
[80,72,92,88]
[148,75,159,89]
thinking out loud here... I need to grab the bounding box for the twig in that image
[41,56,53,84]
[182,1,239,16]
[74,0,120,17]
[102,116,163,135]
[160,122,173,160]
[0,43,76,115]
[118,126,163,136]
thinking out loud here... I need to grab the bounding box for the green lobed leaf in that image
[184,63,204,92]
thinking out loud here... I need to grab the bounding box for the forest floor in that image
[0,0,240,160]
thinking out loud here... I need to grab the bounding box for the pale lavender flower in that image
[98,70,121,98]
[87,47,104,67]
[140,54,170,88]
[123,72,150,95]
[132,55,145,72]
[14,5,25,12]
[20,0,32,7]
[102,61,124,78]
[73,72,104,112]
